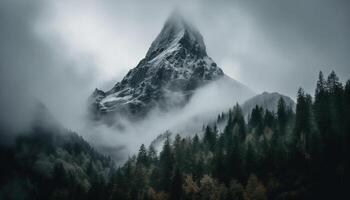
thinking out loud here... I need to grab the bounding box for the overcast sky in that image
[1,0,350,128]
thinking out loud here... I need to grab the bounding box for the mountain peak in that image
[145,11,207,60]
[89,11,253,123]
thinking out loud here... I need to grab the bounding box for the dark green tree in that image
[159,137,174,192]
[264,109,276,129]
[203,126,217,152]
[277,97,287,135]
[249,105,264,136]
[294,88,313,153]
[136,144,149,167]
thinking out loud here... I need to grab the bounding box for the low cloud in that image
[80,77,253,164]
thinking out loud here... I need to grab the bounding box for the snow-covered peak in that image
[89,11,253,124]
[146,11,207,61]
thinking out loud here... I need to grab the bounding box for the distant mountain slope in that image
[242,92,295,115]
[0,103,114,200]
[89,11,254,123]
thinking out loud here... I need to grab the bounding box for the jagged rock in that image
[89,11,253,123]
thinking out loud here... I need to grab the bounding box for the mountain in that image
[0,102,114,199]
[242,92,295,115]
[89,12,254,123]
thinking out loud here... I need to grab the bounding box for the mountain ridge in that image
[89,12,254,123]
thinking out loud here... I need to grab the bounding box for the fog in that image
[1,0,349,163]
[82,76,254,163]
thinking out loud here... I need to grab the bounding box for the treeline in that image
[110,71,350,200]
[0,71,349,200]
[0,127,114,200]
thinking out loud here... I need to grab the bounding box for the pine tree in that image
[159,137,174,192]
[203,126,217,152]
[212,133,225,182]
[344,80,350,143]
[192,134,200,154]
[137,144,149,167]
[232,104,247,141]
[173,134,186,172]
[226,125,244,180]
[245,141,257,175]
[326,71,344,147]
[314,71,331,139]
[277,97,287,135]
[344,80,350,187]
[249,105,264,136]
[294,88,313,154]
[148,145,158,164]
[264,109,276,129]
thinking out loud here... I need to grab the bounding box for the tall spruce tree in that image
[136,144,148,167]
[314,71,330,138]
[277,97,287,135]
[203,125,217,152]
[294,88,313,153]
[159,137,174,192]
[326,71,344,144]
[264,109,276,129]
[232,104,247,141]
[249,105,264,136]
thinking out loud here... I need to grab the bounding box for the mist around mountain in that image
[89,11,254,126]
[82,12,255,162]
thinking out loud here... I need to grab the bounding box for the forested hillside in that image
[110,71,350,200]
[1,71,349,200]
[0,126,114,200]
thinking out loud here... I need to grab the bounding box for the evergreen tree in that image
[245,142,257,175]
[277,97,287,135]
[232,104,247,141]
[326,71,344,146]
[136,144,149,167]
[314,71,331,141]
[249,105,264,136]
[294,88,313,153]
[344,80,350,187]
[212,133,225,182]
[148,145,158,164]
[159,137,174,192]
[192,134,200,154]
[203,126,217,152]
[344,80,350,144]
[263,109,276,129]
[226,125,244,181]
